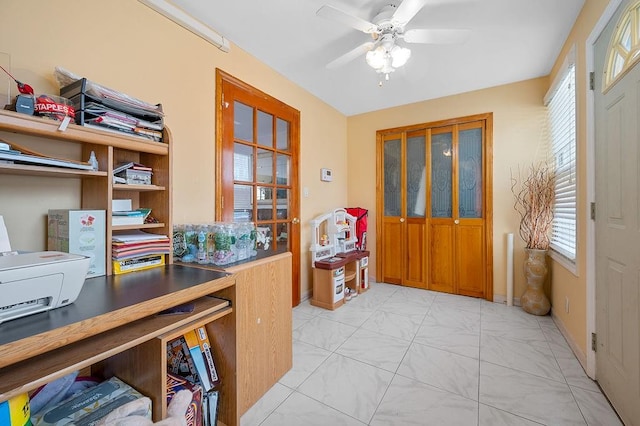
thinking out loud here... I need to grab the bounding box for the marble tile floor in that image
[240,283,622,426]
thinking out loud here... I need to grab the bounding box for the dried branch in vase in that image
[511,163,555,250]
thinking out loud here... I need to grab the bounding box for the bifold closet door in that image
[379,132,427,288]
[428,123,485,297]
[377,115,492,299]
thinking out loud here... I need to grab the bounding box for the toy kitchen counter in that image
[311,250,369,310]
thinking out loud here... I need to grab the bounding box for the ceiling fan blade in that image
[326,41,376,69]
[403,29,471,44]
[317,5,378,34]
[391,0,427,26]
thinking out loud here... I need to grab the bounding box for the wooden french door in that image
[216,69,301,306]
[377,114,493,299]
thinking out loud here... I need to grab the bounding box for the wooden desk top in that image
[0,264,234,369]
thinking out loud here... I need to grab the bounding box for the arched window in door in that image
[604,1,640,91]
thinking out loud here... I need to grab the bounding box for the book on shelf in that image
[166,373,203,426]
[112,253,165,274]
[183,330,214,392]
[112,198,132,212]
[194,325,220,387]
[112,230,168,243]
[203,390,219,426]
[112,246,171,260]
[112,208,151,220]
[111,215,144,226]
[167,336,200,385]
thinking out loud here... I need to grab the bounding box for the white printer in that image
[0,251,90,324]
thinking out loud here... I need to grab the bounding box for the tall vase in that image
[521,248,551,315]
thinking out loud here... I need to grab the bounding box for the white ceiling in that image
[169,0,585,116]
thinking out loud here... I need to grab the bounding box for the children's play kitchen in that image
[310,208,369,310]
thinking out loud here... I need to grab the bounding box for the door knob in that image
[454,219,460,224]
[400,218,405,223]
[292,217,300,224]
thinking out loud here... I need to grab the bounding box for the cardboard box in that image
[47,209,106,277]
[32,376,150,426]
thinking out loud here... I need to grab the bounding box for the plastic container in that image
[35,94,75,121]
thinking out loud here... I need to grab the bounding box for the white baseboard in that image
[551,307,587,369]
[493,294,521,306]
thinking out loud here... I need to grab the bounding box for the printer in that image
[0,251,90,324]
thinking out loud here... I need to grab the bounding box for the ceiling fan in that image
[317,0,470,81]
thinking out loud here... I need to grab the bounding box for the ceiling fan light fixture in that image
[365,43,411,76]
[365,46,387,70]
[391,45,411,68]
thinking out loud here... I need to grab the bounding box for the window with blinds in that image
[547,64,576,261]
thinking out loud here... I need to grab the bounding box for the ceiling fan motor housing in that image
[372,4,400,35]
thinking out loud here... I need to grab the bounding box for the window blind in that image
[547,64,576,261]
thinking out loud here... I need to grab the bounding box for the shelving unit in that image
[0,110,293,425]
[0,109,172,275]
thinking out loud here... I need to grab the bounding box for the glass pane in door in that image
[276,118,290,150]
[431,132,453,218]
[234,143,253,181]
[276,188,289,219]
[257,186,273,220]
[384,138,401,216]
[406,135,426,218]
[276,153,290,185]
[458,128,483,218]
[234,101,253,142]
[258,110,273,147]
[256,149,273,183]
[234,184,253,221]
[276,223,289,249]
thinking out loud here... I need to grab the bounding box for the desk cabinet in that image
[190,252,293,418]
[0,266,237,424]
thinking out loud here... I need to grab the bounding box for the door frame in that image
[585,0,623,380]
[215,69,301,306]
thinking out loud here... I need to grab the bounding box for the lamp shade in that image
[365,46,387,70]
[391,45,411,67]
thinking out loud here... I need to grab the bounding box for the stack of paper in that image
[112,230,170,260]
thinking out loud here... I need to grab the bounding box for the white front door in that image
[594,1,640,423]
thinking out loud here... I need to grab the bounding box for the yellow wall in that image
[347,78,549,303]
[0,0,347,297]
[544,0,610,361]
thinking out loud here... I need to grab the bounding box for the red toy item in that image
[0,64,34,95]
[346,207,368,250]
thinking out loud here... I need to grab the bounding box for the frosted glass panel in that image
[234,101,253,142]
[431,133,452,218]
[384,139,401,216]
[406,135,426,218]
[458,128,483,218]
